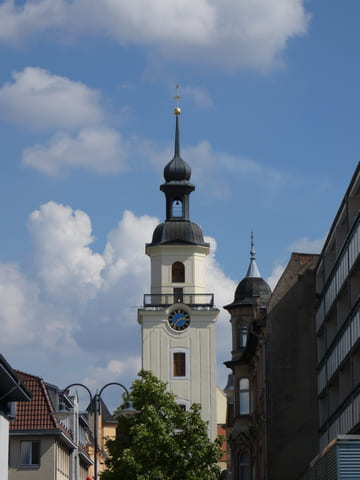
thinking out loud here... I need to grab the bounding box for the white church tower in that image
[138,105,219,439]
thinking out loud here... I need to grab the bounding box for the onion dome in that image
[225,233,271,309]
[163,114,192,182]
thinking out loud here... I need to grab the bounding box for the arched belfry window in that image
[172,262,185,283]
[172,199,183,217]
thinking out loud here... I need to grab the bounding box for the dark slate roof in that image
[148,220,209,247]
[0,355,31,403]
[164,157,191,182]
[100,398,117,423]
[225,276,271,310]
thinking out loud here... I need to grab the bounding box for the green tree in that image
[101,370,223,480]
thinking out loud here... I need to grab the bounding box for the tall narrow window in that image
[173,288,183,303]
[20,441,40,466]
[172,262,185,282]
[239,378,250,415]
[239,451,250,480]
[238,325,248,348]
[172,199,183,217]
[173,352,186,377]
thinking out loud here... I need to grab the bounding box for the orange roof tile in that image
[10,371,60,432]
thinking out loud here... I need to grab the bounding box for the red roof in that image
[10,371,61,432]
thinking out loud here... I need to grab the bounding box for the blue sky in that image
[0,0,359,410]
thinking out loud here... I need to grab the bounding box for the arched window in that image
[239,451,250,480]
[172,199,183,217]
[172,262,185,282]
[239,378,250,415]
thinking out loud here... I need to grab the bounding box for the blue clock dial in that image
[168,309,190,331]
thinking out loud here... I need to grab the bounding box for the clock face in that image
[168,309,190,331]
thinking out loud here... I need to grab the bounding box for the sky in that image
[0,0,359,411]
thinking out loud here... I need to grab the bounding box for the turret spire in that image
[246,231,261,278]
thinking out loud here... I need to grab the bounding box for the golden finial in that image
[174,84,181,115]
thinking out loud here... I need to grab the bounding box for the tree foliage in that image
[101,370,223,480]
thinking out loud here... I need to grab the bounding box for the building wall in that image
[266,253,319,480]
[146,244,209,295]
[9,435,57,480]
[315,164,360,451]
[0,414,9,480]
[139,305,218,439]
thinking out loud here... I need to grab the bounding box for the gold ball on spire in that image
[174,107,181,116]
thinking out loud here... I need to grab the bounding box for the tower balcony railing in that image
[143,293,214,308]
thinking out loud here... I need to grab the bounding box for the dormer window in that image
[172,199,183,217]
[172,262,185,282]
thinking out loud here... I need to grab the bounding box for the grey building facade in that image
[315,163,360,450]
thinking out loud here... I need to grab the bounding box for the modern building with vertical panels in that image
[315,162,360,452]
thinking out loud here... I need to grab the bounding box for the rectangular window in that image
[173,352,186,377]
[20,441,40,466]
[173,288,184,303]
[239,379,250,415]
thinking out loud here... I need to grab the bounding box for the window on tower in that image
[172,351,187,377]
[238,324,248,349]
[239,378,250,415]
[172,262,185,282]
[239,451,250,480]
[172,199,183,217]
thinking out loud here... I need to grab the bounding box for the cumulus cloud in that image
[27,201,105,301]
[266,234,326,290]
[205,236,236,387]
[0,0,310,71]
[180,85,214,109]
[0,264,40,345]
[145,138,288,199]
[0,201,235,394]
[23,127,128,175]
[266,263,286,291]
[0,67,104,131]
[287,235,325,254]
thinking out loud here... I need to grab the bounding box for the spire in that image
[163,87,191,183]
[246,231,261,278]
[174,85,181,157]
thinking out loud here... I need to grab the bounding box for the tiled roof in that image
[10,371,59,432]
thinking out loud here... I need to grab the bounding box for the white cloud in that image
[83,357,141,391]
[0,264,40,345]
[287,235,325,254]
[266,263,286,291]
[145,138,288,199]
[23,127,127,175]
[0,0,310,71]
[180,86,213,109]
[27,201,105,301]
[266,234,326,290]
[205,236,236,387]
[0,67,103,131]
[0,201,236,395]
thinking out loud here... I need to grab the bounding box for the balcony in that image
[143,293,214,308]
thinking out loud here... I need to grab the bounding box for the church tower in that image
[138,105,219,439]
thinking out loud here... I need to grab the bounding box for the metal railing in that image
[143,293,214,307]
